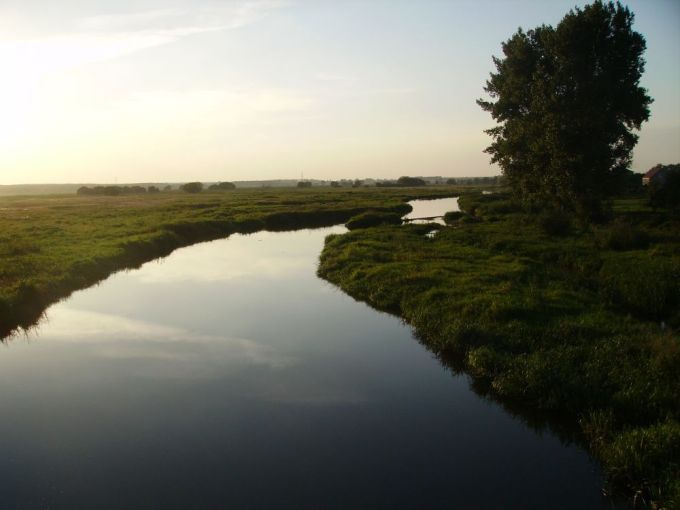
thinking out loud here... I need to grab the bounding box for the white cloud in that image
[0,1,293,151]
[0,1,289,75]
[77,8,189,32]
[77,1,289,33]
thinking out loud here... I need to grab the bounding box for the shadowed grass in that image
[345,209,407,230]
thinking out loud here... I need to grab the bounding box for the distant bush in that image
[397,176,426,187]
[346,211,403,230]
[208,182,236,191]
[163,185,173,191]
[297,181,312,188]
[330,181,341,188]
[597,219,650,251]
[147,186,160,193]
[481,200,520,216]
[180,182,203,193]
[538,209,572,237]
[376,176,428,188]
[443,211,464,224]
[458,192,518,219]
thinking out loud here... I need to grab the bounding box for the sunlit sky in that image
[1,0,678,184]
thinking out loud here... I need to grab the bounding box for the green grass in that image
[318,192,680,508]
[0,186,464,337]
[345,210,406,230]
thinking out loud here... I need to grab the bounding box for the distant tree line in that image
[208,182,236,191]
[446,176,501,185]
[376,176,427,187]
[77,185,157,196]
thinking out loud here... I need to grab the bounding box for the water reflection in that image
[403,196,459,224]
[135,231,313,284]
[0,226,619,509]
[37,308,294,370]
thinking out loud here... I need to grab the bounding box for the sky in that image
[0,0,678,184]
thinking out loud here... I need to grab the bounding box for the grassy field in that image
[319,192,680,507]
[0,186,462,337]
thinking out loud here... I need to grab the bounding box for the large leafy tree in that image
[478,1,652,219]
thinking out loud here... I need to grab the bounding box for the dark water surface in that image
[0,225,615,509]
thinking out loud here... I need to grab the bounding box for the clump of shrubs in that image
[443,211,465,224]
[538,209,572,237]
[208,182,235,191]
[597,219,650,251]
[586,417,680,504]
[459,215,480,224]
[345,211,403,230]
[458,192,518,220]
[180,182,203,193]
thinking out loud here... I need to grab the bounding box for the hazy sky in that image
[1,0,678,184]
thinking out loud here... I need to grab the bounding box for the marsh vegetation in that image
[318,192,679,506]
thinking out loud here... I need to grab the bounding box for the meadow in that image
[319,192,680,507]
[0,186,459,337]
[3,184,678,505]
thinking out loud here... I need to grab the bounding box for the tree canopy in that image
[208,181,236,191]
[648,164,680,210]
[180,182,203,193]
[478,1,652,219]
[396,176,427,187]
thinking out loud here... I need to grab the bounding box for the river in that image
[0,198,618,509]
[403,196,459,224]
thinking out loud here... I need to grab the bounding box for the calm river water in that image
[0,199,620,509]
[403,196,459,224]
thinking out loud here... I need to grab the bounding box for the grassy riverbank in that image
[0,186,462,337]
[318,192,679,507]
